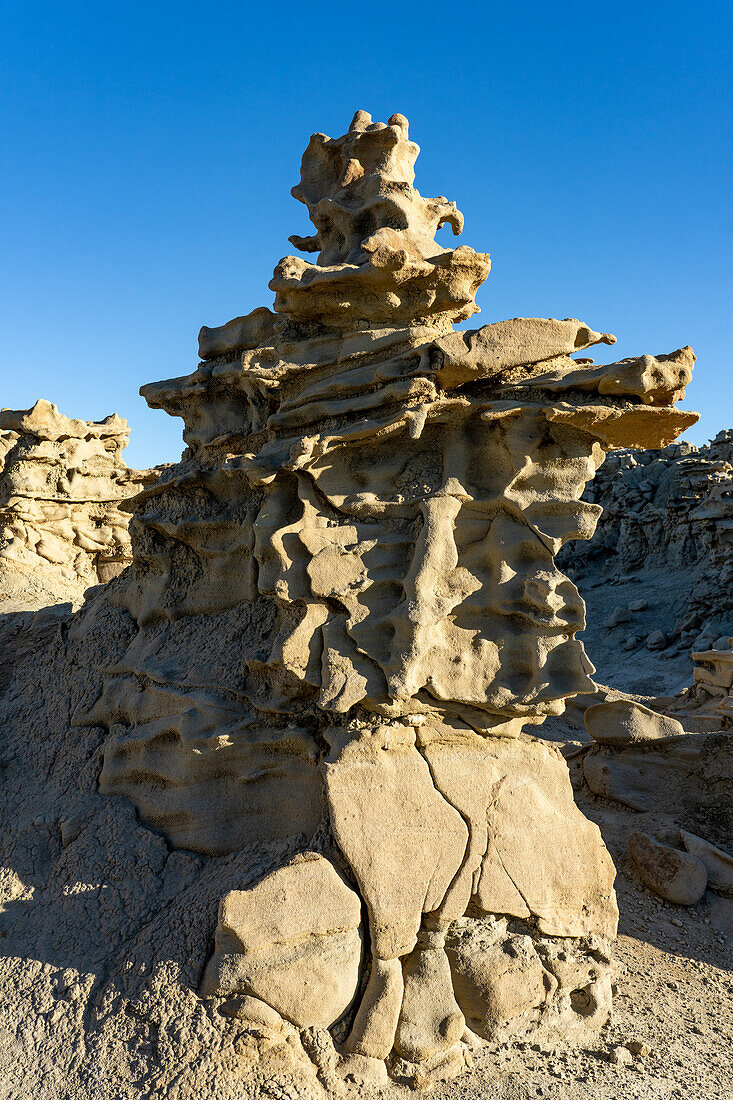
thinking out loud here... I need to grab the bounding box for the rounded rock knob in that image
[349,110,372,132]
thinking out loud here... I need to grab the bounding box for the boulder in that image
[200,854,363,1028]
[628,832,707,905]
[605,607,632,629]
[680,830,733,897]
[584,699,686,746]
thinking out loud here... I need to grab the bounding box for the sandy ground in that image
[575,570,700,699]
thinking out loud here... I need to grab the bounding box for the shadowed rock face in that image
[556,430,733,699]
[78,111,697,1085]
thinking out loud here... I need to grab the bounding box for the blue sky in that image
[2,1,731,470]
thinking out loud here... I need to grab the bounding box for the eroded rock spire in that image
[270,110,490,328]
[80,111,698,1089]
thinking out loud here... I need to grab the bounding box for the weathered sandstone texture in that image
[66,111,699,1086]
[0,399,153,601]
[684,637,733,722]
[0,112,704,1095]
[200,853,364,1028]
[627,832,708,907]
[561,432,733,593]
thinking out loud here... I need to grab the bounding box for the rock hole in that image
[570,985,596,1017]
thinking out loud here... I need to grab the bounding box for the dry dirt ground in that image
[573,571,703,699]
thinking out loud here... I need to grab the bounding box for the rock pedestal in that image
[82,111,697,1085]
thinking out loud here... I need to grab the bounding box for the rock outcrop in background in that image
[0,399,153,608]
[559,432,733,696]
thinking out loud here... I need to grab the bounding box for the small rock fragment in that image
[606,607,632,629]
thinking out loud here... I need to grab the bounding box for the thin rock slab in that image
[680,830,733,896]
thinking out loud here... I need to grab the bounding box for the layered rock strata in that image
[689,638,733,719]
[0,399,153,594]
[79,112,698,1085]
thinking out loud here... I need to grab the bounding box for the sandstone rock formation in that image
[0,112,702,1094]
[64,110,700,1086]
[201,854,363,1028]
[584,698,686,745]
[685,637,733,721]
[0,399,153,604]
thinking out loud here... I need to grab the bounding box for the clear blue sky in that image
[2,1,731,470]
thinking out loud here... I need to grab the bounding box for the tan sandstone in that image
[0,399,153,599]
[0,110,701,1093]
[200,854,362,1028]
[83,110,696,1083]
[628,832,708,906]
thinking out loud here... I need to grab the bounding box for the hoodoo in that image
[1,112,701,1094]
[78,112,698,1085]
